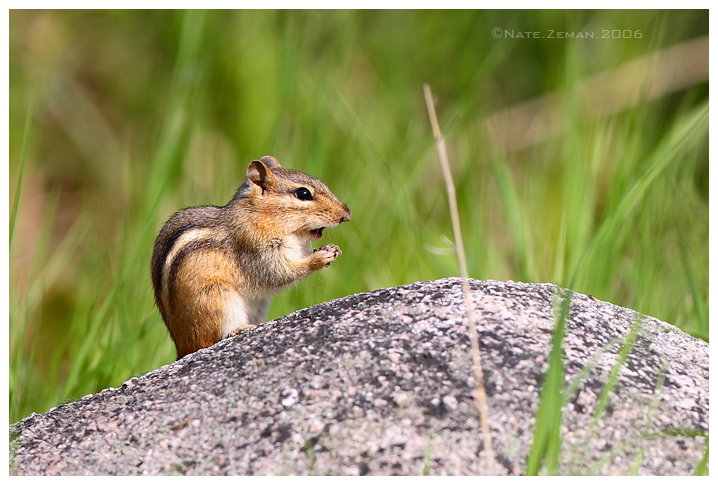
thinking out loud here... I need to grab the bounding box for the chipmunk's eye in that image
[294,187,314,201]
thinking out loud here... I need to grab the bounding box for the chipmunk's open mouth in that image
[309,228,324,241]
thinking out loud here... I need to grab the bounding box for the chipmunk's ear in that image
[247,160,276,194]
[259,155,282,169]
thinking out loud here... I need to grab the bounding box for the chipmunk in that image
[151,156,351,359]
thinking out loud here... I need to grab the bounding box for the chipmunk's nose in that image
[341,204,352,223]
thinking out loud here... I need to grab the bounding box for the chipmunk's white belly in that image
[220,291,269,338]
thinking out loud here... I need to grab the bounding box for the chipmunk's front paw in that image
[312,243,342,269]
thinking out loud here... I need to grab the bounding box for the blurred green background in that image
[9,10,708,424]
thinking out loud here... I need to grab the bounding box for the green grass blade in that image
[584,314,643,475]
[525,287,571,475]
[678,234,708,340]
[629,365,666,475]
[10,98,33,251]
[693,435,708,476]
[490,151,535,282]
[590,316,642,432]
[570,102,708,288]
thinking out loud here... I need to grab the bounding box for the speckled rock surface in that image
[10,278,708,475]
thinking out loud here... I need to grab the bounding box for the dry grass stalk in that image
[423,83,496,475]
[486,36,709,153]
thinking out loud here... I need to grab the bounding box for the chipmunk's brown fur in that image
[151,156,351,358]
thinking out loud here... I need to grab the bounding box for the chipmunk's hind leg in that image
[171,282,227,358]
[169,249,242,358]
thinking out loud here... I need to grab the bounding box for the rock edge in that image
[11,278,709,475]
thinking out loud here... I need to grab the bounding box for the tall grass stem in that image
[423,83,495,475]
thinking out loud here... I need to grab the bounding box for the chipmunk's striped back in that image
[151,206,224,319]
